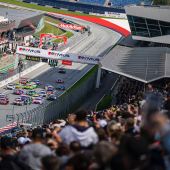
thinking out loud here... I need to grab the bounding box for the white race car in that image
[6,83,15,90]
[32,97,44,104]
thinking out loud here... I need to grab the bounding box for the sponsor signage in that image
[16,46,100,65]
[88,12,127,19]
[48,51,70,58]
[26,56,41,62]
[104,12,127,19]
[62,60,72,66]
[58,23,84,31]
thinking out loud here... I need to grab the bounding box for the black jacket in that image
[0,154,32,170]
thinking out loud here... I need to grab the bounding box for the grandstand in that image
[24,0,152,7]
[109,0,151,6]
[79,0,105,5]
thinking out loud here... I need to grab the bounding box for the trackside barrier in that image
[16,65,98,127]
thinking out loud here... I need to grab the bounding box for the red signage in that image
[62,60,72,66]
[58,23,84,31]
[39,34,67,47]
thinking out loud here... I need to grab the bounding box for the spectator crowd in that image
[1,78,170,170]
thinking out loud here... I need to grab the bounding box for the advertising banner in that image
[16,46,100,65]
[104,12,127,19]
[62,60,72,66]
[58,23,84,31]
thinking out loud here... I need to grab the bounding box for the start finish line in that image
[16,46,100,65]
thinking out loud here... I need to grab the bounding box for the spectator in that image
[0,136,31,170]
[65,153,91,170]
[59,110,98,148]
[69,141,81,155]
[19,128,53,170]
[93,141,117,170]
[41,155,60,170]
[1,77,170,170]
[164,93,170,111]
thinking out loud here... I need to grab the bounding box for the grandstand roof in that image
[0,7,43,28]
[101,46,170,83]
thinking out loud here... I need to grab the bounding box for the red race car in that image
[13,89,24,95]
[19,77,29,84]
[0,98,9,105]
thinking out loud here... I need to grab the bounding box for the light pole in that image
[12,104,15,124]
[18,57,23,82]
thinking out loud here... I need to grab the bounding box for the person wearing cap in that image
[19,128,53,170]
[17,137,31,147]
[0,136,31,170]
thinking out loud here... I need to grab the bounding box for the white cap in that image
[17,137,31,145]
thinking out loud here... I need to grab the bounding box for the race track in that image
[0,14,121,128]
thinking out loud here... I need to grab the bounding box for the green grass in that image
[96,95,112,111]
[53,31,74,43]
[0,0,124,19]
[44,16,60,25]
[35,22,65,37]
[65,31,74,38]
[35,16,73,41]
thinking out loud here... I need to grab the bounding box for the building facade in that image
[125,5,170,44]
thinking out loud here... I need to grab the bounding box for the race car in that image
[6,83,15,90]
[56,79,64,84]
[56,85,65,91]
[0,98,9,105]
[15,83,23,89]
[47,94,57,101]
[13,89,24,95]
[38,90,47,97]
[45,84,54,91]
[32,80,41,86]
[0,93,8,99]
[19,77,29,84]
[26,90,37,96]
[58,68,66,74]
[20,95,32,105]
[46,89,54,95]
[32,97,44,104]
[13,97,24,106]
[23,82,37,90]
[45,84,52,90]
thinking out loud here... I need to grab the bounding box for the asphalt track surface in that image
[0,14,121,128]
